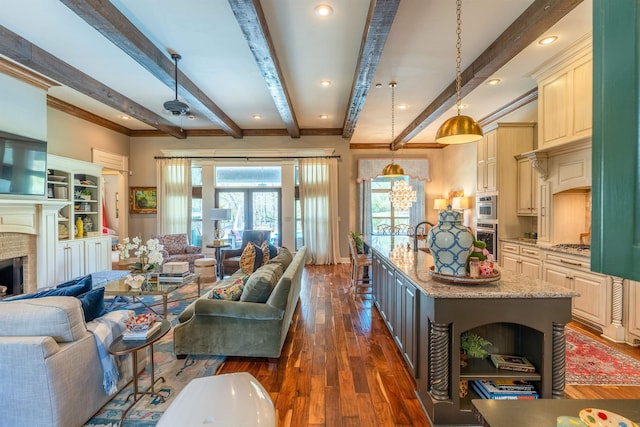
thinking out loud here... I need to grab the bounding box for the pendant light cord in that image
[172,53,181,101]
[455,0,462,115]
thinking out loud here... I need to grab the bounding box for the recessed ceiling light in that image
[120,115,131,120]
[187,115,196,120]
[397,104,409,110]
[320,80,332,87]
[457,104,468,110]
[486,78,501,86]
[375,83,383,88]
[319,114,329,119]
[538,36,558,45]
[252,114,263,120]
[314,4,333,17]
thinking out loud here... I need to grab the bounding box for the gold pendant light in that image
[382,82,405,176]
[435,0,483,145]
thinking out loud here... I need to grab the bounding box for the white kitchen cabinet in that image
[84,236,111,274]
[499,241,541,280]
[627,280,640,344]
[56,240,85,283]
[477,129,497,193]
[516,158,538,216]
[537,181,551,245]
[542,251,609,329]
[533,36,592,149]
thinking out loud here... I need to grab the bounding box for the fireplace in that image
[0,256,24,298]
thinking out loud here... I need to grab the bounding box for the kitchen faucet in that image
[413,221,434,252]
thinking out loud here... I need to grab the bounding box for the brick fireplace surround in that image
[0,201,65,294]
[0,232,36,295]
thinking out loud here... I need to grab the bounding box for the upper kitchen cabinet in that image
[533,35,592,149]
[477,123,535,240]
[516,157,538,216]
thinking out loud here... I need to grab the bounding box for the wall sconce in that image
[433,198,449,210]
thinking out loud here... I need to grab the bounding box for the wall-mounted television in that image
[0,130,47,196]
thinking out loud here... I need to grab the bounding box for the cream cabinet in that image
[533,36,592,149]
[477,129,497,193]
[500,241,541,279]
[542,251,609,329]
[56,240,85,283]
[516,158,538,216]
[84,236,111,274]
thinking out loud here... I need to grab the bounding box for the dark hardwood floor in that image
[217,264,640,426]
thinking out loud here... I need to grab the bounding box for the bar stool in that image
[348,236,372,295]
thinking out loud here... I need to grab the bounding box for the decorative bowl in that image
[125,313,156,332]
[124,274,145,289]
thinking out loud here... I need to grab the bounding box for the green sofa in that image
[173,246,307,358]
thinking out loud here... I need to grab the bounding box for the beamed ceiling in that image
[0,0,591,148]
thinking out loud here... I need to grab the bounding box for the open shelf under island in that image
[367,235,579,426]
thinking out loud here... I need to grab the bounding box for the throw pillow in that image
[240,263,284,303]
[4,275,92,301]
[77,287,105,322]
[210,276,247,301]
[268,248,293,270]
[268,243,278,259]
[240,242,263,274]
[260,240,270,265]
[56,274,93,294]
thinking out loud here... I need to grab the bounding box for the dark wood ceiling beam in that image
[47,96,132,136]
[60,0,243,139]
[477,88,538,128]
[227,0,300,138]
[0,25,186,139]
[342,0,401,139]
[392,0,583,149]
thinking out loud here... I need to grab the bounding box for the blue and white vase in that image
[427,207,474,276]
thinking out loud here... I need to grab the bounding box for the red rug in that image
[566,326,640,385]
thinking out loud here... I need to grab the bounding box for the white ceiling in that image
[0,0,592,145]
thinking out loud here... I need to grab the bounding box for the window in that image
[370,177,411,233]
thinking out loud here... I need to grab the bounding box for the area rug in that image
[566,325,640,386]
[85,280,224,427]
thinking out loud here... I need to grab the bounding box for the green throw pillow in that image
[240,263,283,303]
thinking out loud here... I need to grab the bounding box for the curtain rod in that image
[154,155,341,160]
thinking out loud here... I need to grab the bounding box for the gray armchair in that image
[220,230,271,277]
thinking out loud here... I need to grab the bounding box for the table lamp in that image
[210,208,231,245]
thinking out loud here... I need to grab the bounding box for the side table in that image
[108,319,171,425]
[206,243,230,279]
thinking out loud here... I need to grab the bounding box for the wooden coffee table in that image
[109,319,171,425]
[102,273,200,318]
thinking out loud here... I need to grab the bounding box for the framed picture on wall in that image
[130,187,157,214]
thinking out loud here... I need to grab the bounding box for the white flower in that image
[118,236,164,271]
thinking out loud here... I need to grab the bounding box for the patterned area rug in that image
[85,280,224,427]
[566,326,640,385]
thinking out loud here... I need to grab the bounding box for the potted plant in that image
[80,189,92,200]
[459,332,492,398]
[350,231,365,254]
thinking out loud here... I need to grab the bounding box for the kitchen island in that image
[367,235,579,426]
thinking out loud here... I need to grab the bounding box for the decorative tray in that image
[428,266,501,285]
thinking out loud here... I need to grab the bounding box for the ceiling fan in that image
[163,52,190,116]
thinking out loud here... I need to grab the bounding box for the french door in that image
[216,189,281,248]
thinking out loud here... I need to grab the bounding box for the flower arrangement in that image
[117,236,164,272]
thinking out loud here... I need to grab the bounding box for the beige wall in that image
[440,143,478,227]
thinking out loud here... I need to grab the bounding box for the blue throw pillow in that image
[56,274,93,294]
[268,243,278,259]
[4,277,91,301]
[77,287,105,322]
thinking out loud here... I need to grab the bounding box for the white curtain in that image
[156,158,192,236]
[299,158,339,265]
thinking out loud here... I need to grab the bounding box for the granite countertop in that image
[367,235,579,299]
[500,237,590,258]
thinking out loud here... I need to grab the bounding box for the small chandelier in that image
[382,82,405,177]
[389,179,417,211]
[435,0,483,145]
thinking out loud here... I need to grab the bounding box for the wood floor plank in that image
[217,263,640,426]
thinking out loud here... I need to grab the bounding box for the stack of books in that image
[490,354,536,372]
[471,379,539,400]
[123,321,162,341]
[157,271,191,283]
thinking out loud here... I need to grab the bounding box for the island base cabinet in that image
[417,296,572,426]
